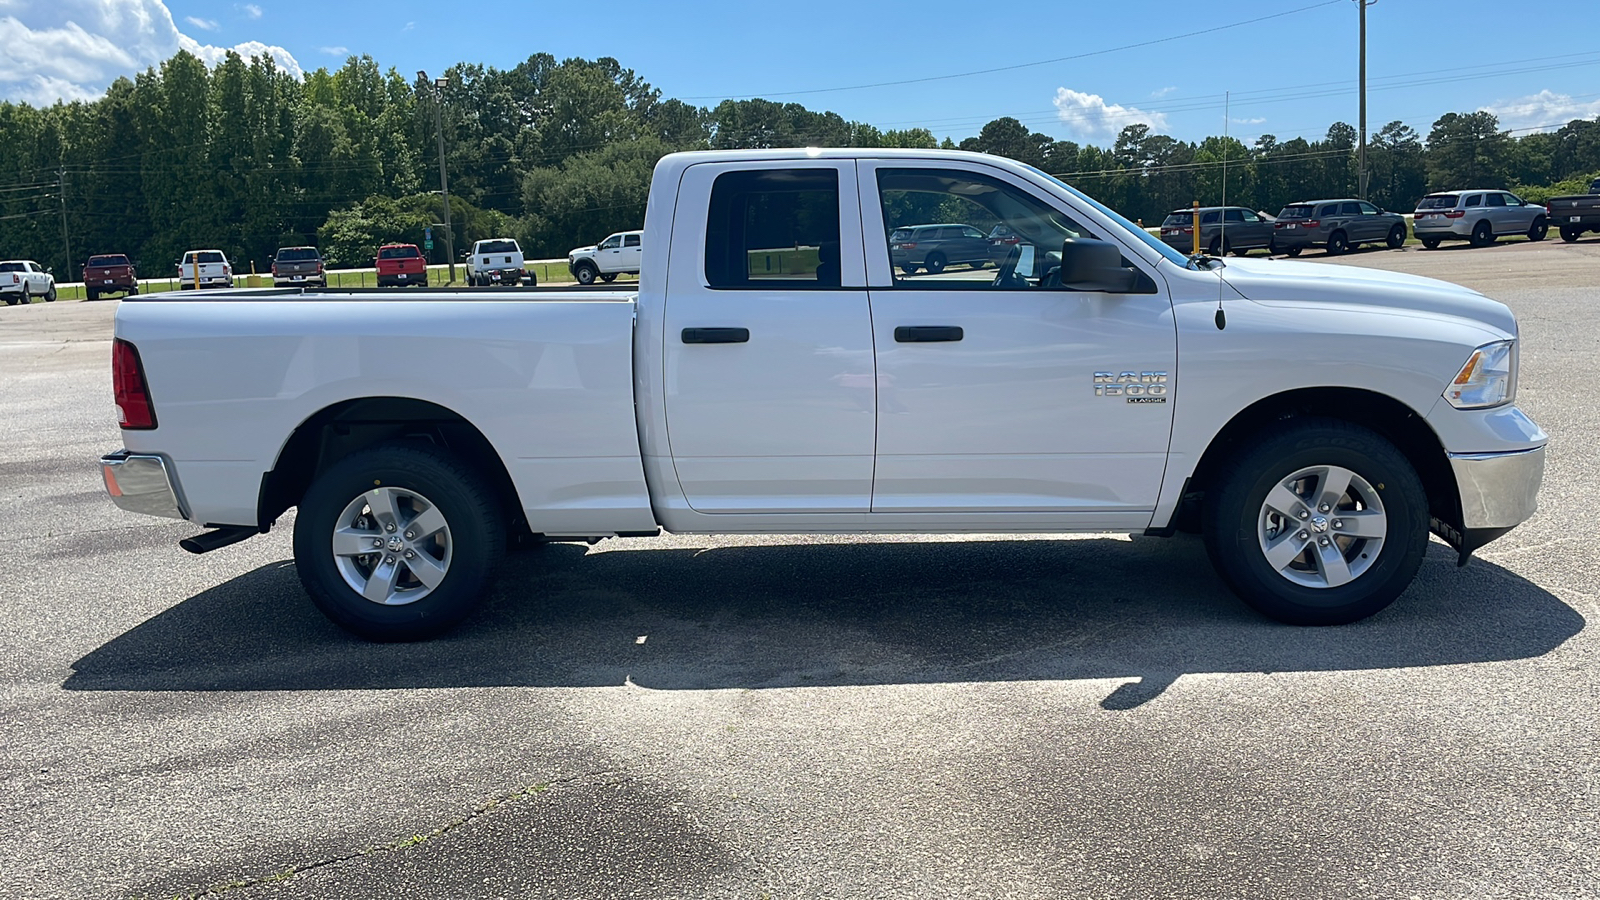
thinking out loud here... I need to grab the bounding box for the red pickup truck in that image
[375,244,428,287]
[83,254,138,300]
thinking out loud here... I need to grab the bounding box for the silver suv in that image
[1412,190,1549,249]
[1271,199,1408,256]
[889,223,991,274]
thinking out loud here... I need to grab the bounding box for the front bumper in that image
[100,451,186,520]
[1449,445,1545,531]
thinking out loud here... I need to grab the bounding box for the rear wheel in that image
[924,252,947,275]
[1420,236,1441,250]
[1528,216,1548,241]
[1286,246,1302,258]
[1326,231,1349,255]
[1470,220,1495,247]
[1386,225,1406,249]
[293,442,505,641]
[1208,237,1231,257]
[1202,419,1427,626]
[901,265,919,275]
[86,289,99,302]
[1560,226,1580,243]
[599,272,618,283]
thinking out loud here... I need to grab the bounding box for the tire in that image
[901,265,919,275]
[86,289,99,302]
[1527,216,1547,242]
[1560,227,1580,243]
[924,252,947,275]
[1420,236,1441,250]
[1326,231,1349,255]
[525,270,536,287]
[599,272,617,283]
[1470,220,1495,248]
[1286,245,1302,258]
[968,259,986,270]
[1201,418,1427,626]
[574,263,598,285]
[3,295,16,306]
[128,286,138,296]
[293,441,506,641]
[1386,225,1405,249]
[44,285,55,302]
[1268,240,1279,256]
[1208,237,1226,257]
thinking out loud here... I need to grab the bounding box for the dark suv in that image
[889,223,991,274]
[1272,199,1408,256]
[272,246,326,287]
[1159,207,1277,256]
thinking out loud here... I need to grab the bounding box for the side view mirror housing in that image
[1057,238,1139,293]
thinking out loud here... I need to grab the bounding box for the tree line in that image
[2,49,1599,277]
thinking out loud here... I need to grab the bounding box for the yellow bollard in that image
[1192,200,1201,255]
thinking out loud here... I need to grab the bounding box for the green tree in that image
[1426,111,1510,190]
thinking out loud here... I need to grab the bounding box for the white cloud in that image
[1480,90,1600,133]
[1151,86,1178,99]
[0,0,301,104]
[402,21,415,31]
[1052,87,1169,141]
[319,45,348,56]
[183,15,216,30]
[238,3,262,18]
[1230,116,1267,125]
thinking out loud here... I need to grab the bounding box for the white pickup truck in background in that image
[568,229,643,284]
[101,148,1546,641]
[465,238,528,286]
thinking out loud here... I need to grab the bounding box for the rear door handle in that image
[682,327,750,344]
[894,326,964,343]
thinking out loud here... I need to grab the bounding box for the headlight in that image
[1444,340,1517,409]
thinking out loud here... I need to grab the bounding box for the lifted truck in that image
[101,149,1546,641]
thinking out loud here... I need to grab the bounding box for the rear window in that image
[705,167,840,288]
[87,255,129,266]
[0,262,23,272]
[275,248,320,261]
[477,240,518,254]
[1278,205,1316,219]
[379,246,421,259]
[197,251,225,263]
[889,229,913,242]
[1417,195,1458,210]
[1161,212,1196,226]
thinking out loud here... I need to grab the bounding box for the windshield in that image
[1416,195,1458,210]
[87,255,128,266]
[1025,166,1190,265]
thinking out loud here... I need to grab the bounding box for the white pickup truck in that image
[568,229,643,284]
[100,148,1546,641]
[465,238,528,286]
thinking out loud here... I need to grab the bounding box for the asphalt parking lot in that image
[1,237,1597,899]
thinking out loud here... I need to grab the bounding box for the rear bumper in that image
[1412,219,1473,238]
[100,450,187,520]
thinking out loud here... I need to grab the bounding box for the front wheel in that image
[574,263,597,285]
[1386,225,1406,249]
[1528,216,1548,242]
[293,442,505,641]
[1201,419,1428,626]
[44,285,56,301]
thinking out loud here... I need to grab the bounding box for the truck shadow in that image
[64,536,1582,708]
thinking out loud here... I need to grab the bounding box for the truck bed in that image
[117,287,653,534]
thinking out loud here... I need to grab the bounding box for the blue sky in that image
[9,0,1600,146]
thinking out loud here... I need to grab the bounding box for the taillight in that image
[898,242,917,249]
[223,264,232,274]
[1445,210,1465,219]
[112,339,157,430]
[1303,220,1319,228]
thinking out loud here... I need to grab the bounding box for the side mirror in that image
[1057,238,1139,293]
[46,267,53,274]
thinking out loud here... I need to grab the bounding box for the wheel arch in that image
[259,396,522,533]
[1177,386,1460,536]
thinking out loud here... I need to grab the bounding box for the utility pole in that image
[1357,0,1376,200]
[419,71,456,284]
[57,166,74,282]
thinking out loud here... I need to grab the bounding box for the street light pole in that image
[1356,0,1376,200]
[419,71,456,284]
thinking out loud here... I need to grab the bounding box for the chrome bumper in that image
[1449,445,1545,530]
[100,451,187,520]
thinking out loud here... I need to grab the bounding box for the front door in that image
[860,161,1176,524]
[662,160,877,513]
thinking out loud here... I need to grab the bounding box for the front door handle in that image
[682,327,750,344]
[894,325,964,343]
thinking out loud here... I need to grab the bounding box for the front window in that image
[599,235,622,250]
[1359,202,1380,215]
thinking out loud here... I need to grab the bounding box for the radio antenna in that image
[1216,90,1229,330]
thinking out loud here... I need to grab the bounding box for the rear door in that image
[860,160,1175,524]
[597,234,625,273]
[662,160,876,513]
[621,232,642,271]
